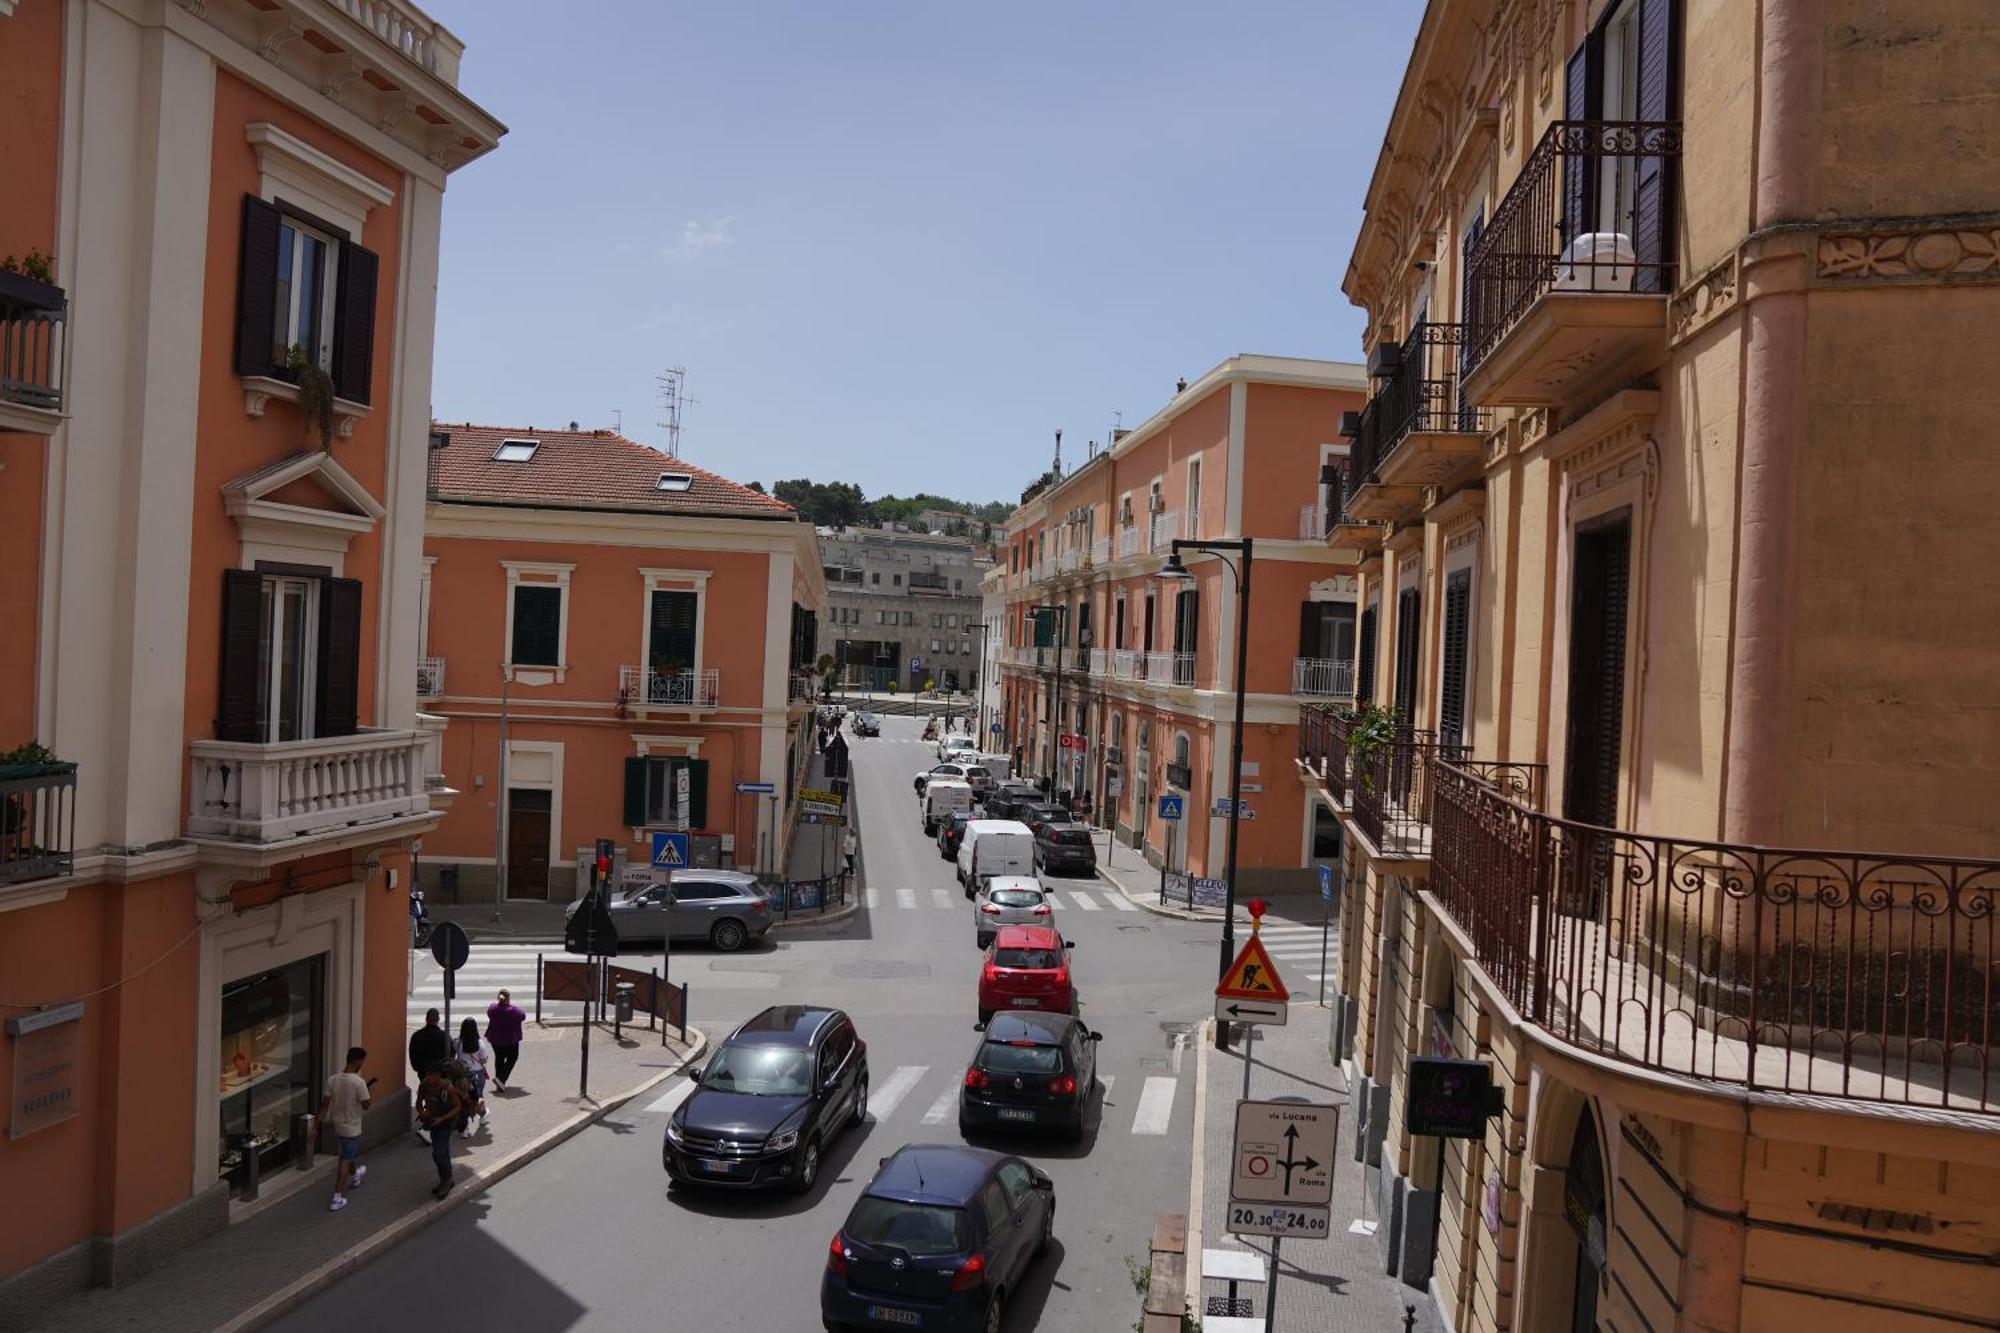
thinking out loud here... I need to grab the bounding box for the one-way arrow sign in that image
[1213,996,1288,1026]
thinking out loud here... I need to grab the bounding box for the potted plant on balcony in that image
[0,740,74,863]
[1339,703,1401,795]
[0,252,64,312]
[283,344,338,449]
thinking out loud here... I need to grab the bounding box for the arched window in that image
[1173,734,1191,769]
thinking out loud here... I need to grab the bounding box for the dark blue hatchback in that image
[822,1143,1054,1333]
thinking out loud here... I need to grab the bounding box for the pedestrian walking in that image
[415,1062,462,1199]
[451,1017,491,1135]
[486,989,526,1091]
[843,827,858,880]
[407,1009,448,1141]
[317,1047,374,1213]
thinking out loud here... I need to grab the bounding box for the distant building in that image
[821,527,992,691]
[917,507,976,536]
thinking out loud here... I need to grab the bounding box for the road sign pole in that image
[1264,1237,1281,1333]
[1319,873,1332,1007]
[1242,1016,1255,1103]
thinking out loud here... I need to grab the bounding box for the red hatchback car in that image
[976,925,1076,1025]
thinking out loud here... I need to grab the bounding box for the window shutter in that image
[1561,39,1603,245]
[1631,0,1678,294]
[234,195,283,377]
[315,577,363,738]
[216,569,266,742]
[1393,589,1423,721]
[1298,601,1320,658]
[1562,517,1631,828]
[649,589,698,671]
[1356,606,1378,703]
[685,758,709,829]
[1439,571,1471,750]
[623,757,649,826]
[331,241,379,405]
[512,585,563,666]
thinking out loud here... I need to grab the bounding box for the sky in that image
[422,2,1423,506]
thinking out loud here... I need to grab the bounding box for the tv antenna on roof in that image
[657,367,698,458]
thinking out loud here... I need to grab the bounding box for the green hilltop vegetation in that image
[759,479,1010,535]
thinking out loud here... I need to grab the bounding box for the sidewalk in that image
[1192,1004,1443,1333]
[26,1018,704,1333]
[1086,828,1326,931]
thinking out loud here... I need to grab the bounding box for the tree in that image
[747,480,767,494]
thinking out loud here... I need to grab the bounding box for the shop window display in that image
[217,954,325,1181]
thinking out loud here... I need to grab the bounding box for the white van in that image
[956,819,1035,895]
[923,779,975,836]
[969,753,1012,785]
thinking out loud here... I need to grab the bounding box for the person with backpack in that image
[415,1063,462,1199]
[407,1010,449,1144]
[450,1017,490,1136]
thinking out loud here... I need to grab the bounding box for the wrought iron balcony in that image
[0,269,67,432]
[1371,321,1491,491]
[619,665,721,708]
[1292,657,1355,699]
[415,656,445,699]
[0,761,76,886]
[1116,527,1144,559]
[1145,650,1195,687]
[1298,504,1334,542]
[1429,764,1998,1115]
[1461,119,1682,406]
[1148,511,1179,554]
[188,730,428,843]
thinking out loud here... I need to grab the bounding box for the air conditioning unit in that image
[1338,410,1363,439]
[1366,339,1402,380]
[1319,462,1341,486]
[1119,497,1133,523]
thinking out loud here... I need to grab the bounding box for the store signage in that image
[1405,1057,1503,1139]
[7,1001,84,1140]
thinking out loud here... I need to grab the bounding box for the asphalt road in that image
[274,713,1221,1332]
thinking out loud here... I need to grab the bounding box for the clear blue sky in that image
[423,2,1421,505]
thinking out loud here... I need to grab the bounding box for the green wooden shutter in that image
[216,569,266,742]
[622,758,647,826]
[649,589,698,671]
[315,576,364,737]
[685,759,709,829]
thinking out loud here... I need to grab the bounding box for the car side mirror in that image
[1087,1031,1104,1042]
[686,1069,702,1086]
[1032,1173,1053,1190]
[1064,941,1076,949]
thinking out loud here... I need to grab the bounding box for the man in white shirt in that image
[318,1046,374,1213]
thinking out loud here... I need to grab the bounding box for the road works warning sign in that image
[1215,932,1290,1003]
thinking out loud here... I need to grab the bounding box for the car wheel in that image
[792,1138,821,1195]
[711,919,748,952]
[977,1008,992,1026]
[1036,1204,1055,1256]
[850,1075,868,1130]
[823,1321,851,1332]
[982,1288,1004,1333]
[958,1114,974,1139]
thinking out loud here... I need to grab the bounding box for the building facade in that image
[418,425,825,898]
[821,526,991,693]
[0,0,499,1315]
[1311,3,2000,1330]
[994,355,1367,890]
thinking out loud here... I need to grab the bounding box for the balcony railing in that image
[1091,537,1112,565]
[0,271,67,420]
[1112,648,1139,680]
[1183,509,1202,540]
[1292,657,1355,699]
[330,0,464,84]
[1145,650,1195,687]
[1373,321,1491,475]
[1116,527,1144,559]
[1429,764,1998,1115]
[416,656,445,699]
[619,665,721,708]
[1149,511,1179,553]
[188,730,428,843]
[1088,648,1111,676]
[1350,727,1466,856]
[1462,119,1683,378]
[1298,504,1333,542]
[0,762,76,886]
[789,670,817,702]
[1057,548,1081,574]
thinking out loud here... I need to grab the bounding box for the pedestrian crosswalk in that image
[862,882,1139,913]
[404,941,576,1031]
[636,1060,1185,1142]
[1239,923,1337,990]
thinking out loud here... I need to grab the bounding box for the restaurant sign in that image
[7,1001,84,1139]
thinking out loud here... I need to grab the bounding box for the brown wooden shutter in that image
[1562,516,1631,828]
[315,577,363,737]
[623,758,648,826]
[1561,39,1602,244]
[331,242,378,405]
[1356,604,1378,704]
[234,196,283,377]
[216,569,266,742]
[1630,0,1679,294]
[1392,588,1422,721]
[1439,570,1471,750]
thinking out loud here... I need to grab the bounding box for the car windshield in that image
[979,1042,1063,1074]
[1054,829,1092,846]
[700,1044,812,1096]
[845,1196,970,1257]
[994,947,1061,969]
[988,888,1044,908]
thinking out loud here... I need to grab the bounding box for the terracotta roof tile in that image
[427,423,794,519]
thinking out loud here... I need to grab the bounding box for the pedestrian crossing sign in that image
[1216,933,1290,1003]
[651,831,689,868]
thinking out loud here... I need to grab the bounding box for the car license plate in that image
[1010,997,1039,1007]
[997,1107,1036,1122]
[696,1158,738,1173]
[866,1305,921,1326]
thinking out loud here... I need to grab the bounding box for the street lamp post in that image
[1157,538,1254,1046]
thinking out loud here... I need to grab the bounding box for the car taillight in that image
[950,1253,988,1292]
[1049,1074,1077,1096]
[963,1067,989,1090]
[827,1231,848,1277]
[1032,904,1051,915]
[980,904,1000,914]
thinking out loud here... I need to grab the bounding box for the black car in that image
[1033,822,1097,877]
[822,1144,1055,1333]
[959,1011,1101,1141]
[663,1005,867,1194]
[936,810,972,860]
[1014,802,1068,837]
[851,711,881,737]
[981,783,1042,820]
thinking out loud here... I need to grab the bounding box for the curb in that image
[769,898,861,931]
[214,1025,710,1333]
[1093,859,1222,924]
[1185,1015,1213,1320]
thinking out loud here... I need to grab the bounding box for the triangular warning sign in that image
[1216,932,1290,1003]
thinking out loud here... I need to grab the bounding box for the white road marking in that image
[931,889,954,910]
[641,1080,696,1114]
[920,1088,958,1124]
[1067,892,1101,912]
[1171,1031,1187,1075]
[866,887,880,909]
[896,889,918,910]
[1096,1074,1116,1105]
[1101,891,1138,911]
[1131,1077,1177,1135]
[870,1065,929,1120]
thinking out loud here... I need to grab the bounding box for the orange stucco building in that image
[0,0,499,1319]
[417,425,826,904]
[1310,2,2000,1330]
[990,356,1367,894]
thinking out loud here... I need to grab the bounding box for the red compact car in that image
[976,925,1076,1025]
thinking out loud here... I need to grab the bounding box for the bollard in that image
[535,951,543,1024]
[237,1135,261,1202]
[293,1113,317,1171]
[614,981,634,1037]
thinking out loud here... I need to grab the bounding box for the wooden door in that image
[506,789,553,900]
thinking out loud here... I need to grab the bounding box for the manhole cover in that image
[833,961,933,980]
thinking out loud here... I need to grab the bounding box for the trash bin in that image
[438,864,461,902]
[292,1112,317,1171]
[614,982,635,1025]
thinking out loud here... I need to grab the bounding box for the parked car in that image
[937,732,978,763]
[976,925,1075,1025]
[1014,801,1068,838]
[955,819,1035,895]
[1033,822,1097,877]
[923,779,976,837]
[972,876,1051,948]
[981,782,1042,821]
[850,711,881,737]
[914,761,975,797]
[959,1011,1101,1142]
[663,1004,867,1194]
[565,870,771,952]
[821,1144,1055,1333]
[936,810,973,861]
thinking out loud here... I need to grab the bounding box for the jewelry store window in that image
[217,954,326,1182]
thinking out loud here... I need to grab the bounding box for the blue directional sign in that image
[1157,794,1185,821]
[1318,864,1334,901]
[650,831,690,869]
[734,781,775,795]
[990,722,1003,734]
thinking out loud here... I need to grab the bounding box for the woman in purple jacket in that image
[485,990,527,1091]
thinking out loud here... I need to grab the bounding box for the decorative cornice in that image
[1670,252,1740,347]
[1816,220,2000,285]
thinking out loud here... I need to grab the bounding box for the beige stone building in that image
[1306,2,2000,1331]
